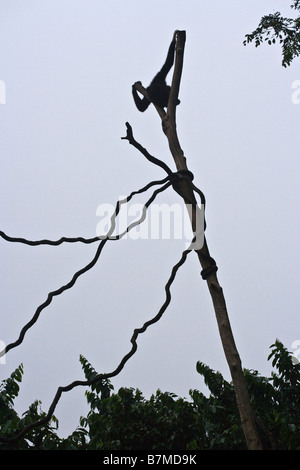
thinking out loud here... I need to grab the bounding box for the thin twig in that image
[122,122,173,175]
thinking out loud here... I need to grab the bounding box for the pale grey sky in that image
[0,0,299,437]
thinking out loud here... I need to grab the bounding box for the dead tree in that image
[128,30,262,451]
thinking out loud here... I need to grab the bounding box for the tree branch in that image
[145,30,263,450]
[121,122,172,175]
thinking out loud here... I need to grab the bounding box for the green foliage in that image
[0,364,60,449]
[79,354,113,400]
[0,363,24,447]
[70,342,300,450]
[0,340,299,449]
[80,385,202,450]
[191,362,244,449]
[243,1,300,67]
[266,339,300,449]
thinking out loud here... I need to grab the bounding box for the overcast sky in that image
[1,0,299,438]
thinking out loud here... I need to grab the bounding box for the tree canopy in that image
[244,0,300,67]
[1,340,299,450]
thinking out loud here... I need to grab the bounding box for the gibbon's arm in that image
[132,81,150,112]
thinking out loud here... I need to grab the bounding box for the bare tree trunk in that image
[162,30,262,450]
